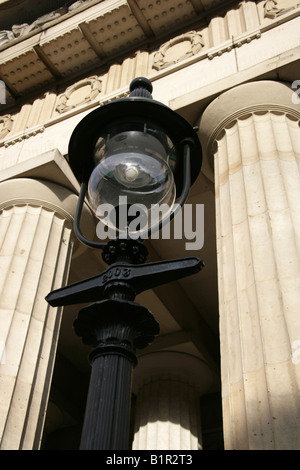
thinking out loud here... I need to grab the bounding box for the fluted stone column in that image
[132,351,214,450]
[0,178,93,450]
[198,81,300,450]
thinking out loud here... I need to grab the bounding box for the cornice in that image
[0,0,299,148]
[2,0,298,105]
[0,0,204,99]
[0,0,299,109]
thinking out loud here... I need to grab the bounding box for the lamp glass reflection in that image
[87,120,176,235]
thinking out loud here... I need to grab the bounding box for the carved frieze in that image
[56,76,102,113]
[0,1,93,46]
[263,0,300,18]
[152,31,204,70]
[0,115,13,140]
[0,30,14,46]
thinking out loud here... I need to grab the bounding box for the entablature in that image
[0,0,299,108]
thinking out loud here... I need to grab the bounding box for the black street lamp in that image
[45,78,204,450]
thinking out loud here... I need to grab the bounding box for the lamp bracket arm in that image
[122,256,204,295]
[45,256,204,307]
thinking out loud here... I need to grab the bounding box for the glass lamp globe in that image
[87,120,176,236]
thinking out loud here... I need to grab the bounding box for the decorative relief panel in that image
[152,32,204,70]
[55,76,102,113]
[0,115,13,140]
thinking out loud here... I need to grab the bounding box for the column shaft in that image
[0,204,73,449]
[132,351,214,450]
[132,378,202,450]
[199,82,300,449]
[0,177,93,450]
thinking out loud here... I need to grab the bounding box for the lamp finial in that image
[129,77,153,98]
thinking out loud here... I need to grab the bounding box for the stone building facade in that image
[0,0,299,450]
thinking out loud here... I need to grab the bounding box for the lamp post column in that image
[198,80,300,450]
[0,178,92,450]
[73,300,159,450]
[45,76,204,450]
[46,243,204,450]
